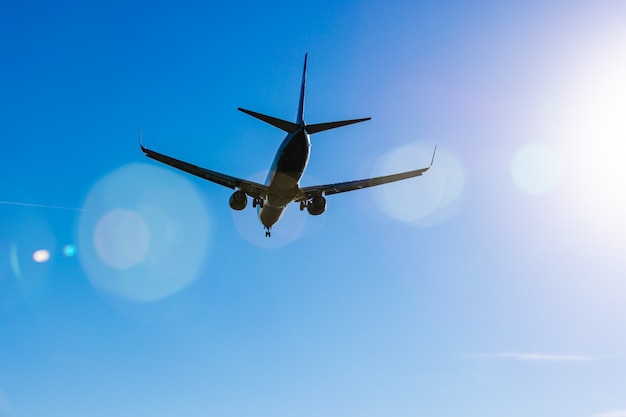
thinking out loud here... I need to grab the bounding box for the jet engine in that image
[229,190,247,210]
[307,195,326,215]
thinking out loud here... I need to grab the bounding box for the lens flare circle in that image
[62,244,77,257]
[8,245,21,279]
[32,249,50,263]
[510,143,563,195]
[93,209,150,269]
[78,163,212,302]
[4,215,55,300]
[372,144,464,227]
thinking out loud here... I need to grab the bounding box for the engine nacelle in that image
[229,190,247,210]
[307,195,326,216]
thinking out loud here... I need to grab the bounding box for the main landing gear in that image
[265,226,271,237]
[253,198,264,208]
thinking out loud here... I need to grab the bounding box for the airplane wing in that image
[295,146,436,202]
[140,143,268,199]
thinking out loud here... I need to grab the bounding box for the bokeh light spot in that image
[78,163,212,302]
[32,249,50,263]
[4,216,55,299]
[510,143,563,195]
[62,244,77,257]
[372,144,464,227]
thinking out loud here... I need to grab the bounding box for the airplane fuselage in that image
[259,124,311,228]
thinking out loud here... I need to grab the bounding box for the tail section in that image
[237,54,308,133]
[297,54,371,135]
[238,54,371,135]
[297,54,307,124]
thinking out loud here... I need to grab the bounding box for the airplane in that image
[140,54,436,237]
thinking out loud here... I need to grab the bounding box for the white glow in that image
[6,219,56,291]
[372,144,464,227]
[93,209,150,270]
[510,143,563,194]
[547,30,626,250]
[561,33,626,210]
[32,249,50,263]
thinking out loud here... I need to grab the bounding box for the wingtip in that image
[430,145,437,167]
[138,123,146,152]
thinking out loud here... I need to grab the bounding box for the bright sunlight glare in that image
[562,33,626,209]
[547,29,626,250]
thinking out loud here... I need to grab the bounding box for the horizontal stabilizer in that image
[306,117,371,135]
[238,108,298,133]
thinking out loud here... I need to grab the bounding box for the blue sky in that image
[2,1,626,416]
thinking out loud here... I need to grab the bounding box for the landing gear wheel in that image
[299,201,306,211]
[264,226,271,237]
[253,198,264,208]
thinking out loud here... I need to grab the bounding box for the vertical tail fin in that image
[296,53,307,124]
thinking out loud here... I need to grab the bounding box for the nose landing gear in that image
[265,226,271,237]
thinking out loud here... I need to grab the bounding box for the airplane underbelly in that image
[265,171,299,207]
[267,194,294,208]
[271,171,298,191]
[258,205,285,227]
[260,129,310,221]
